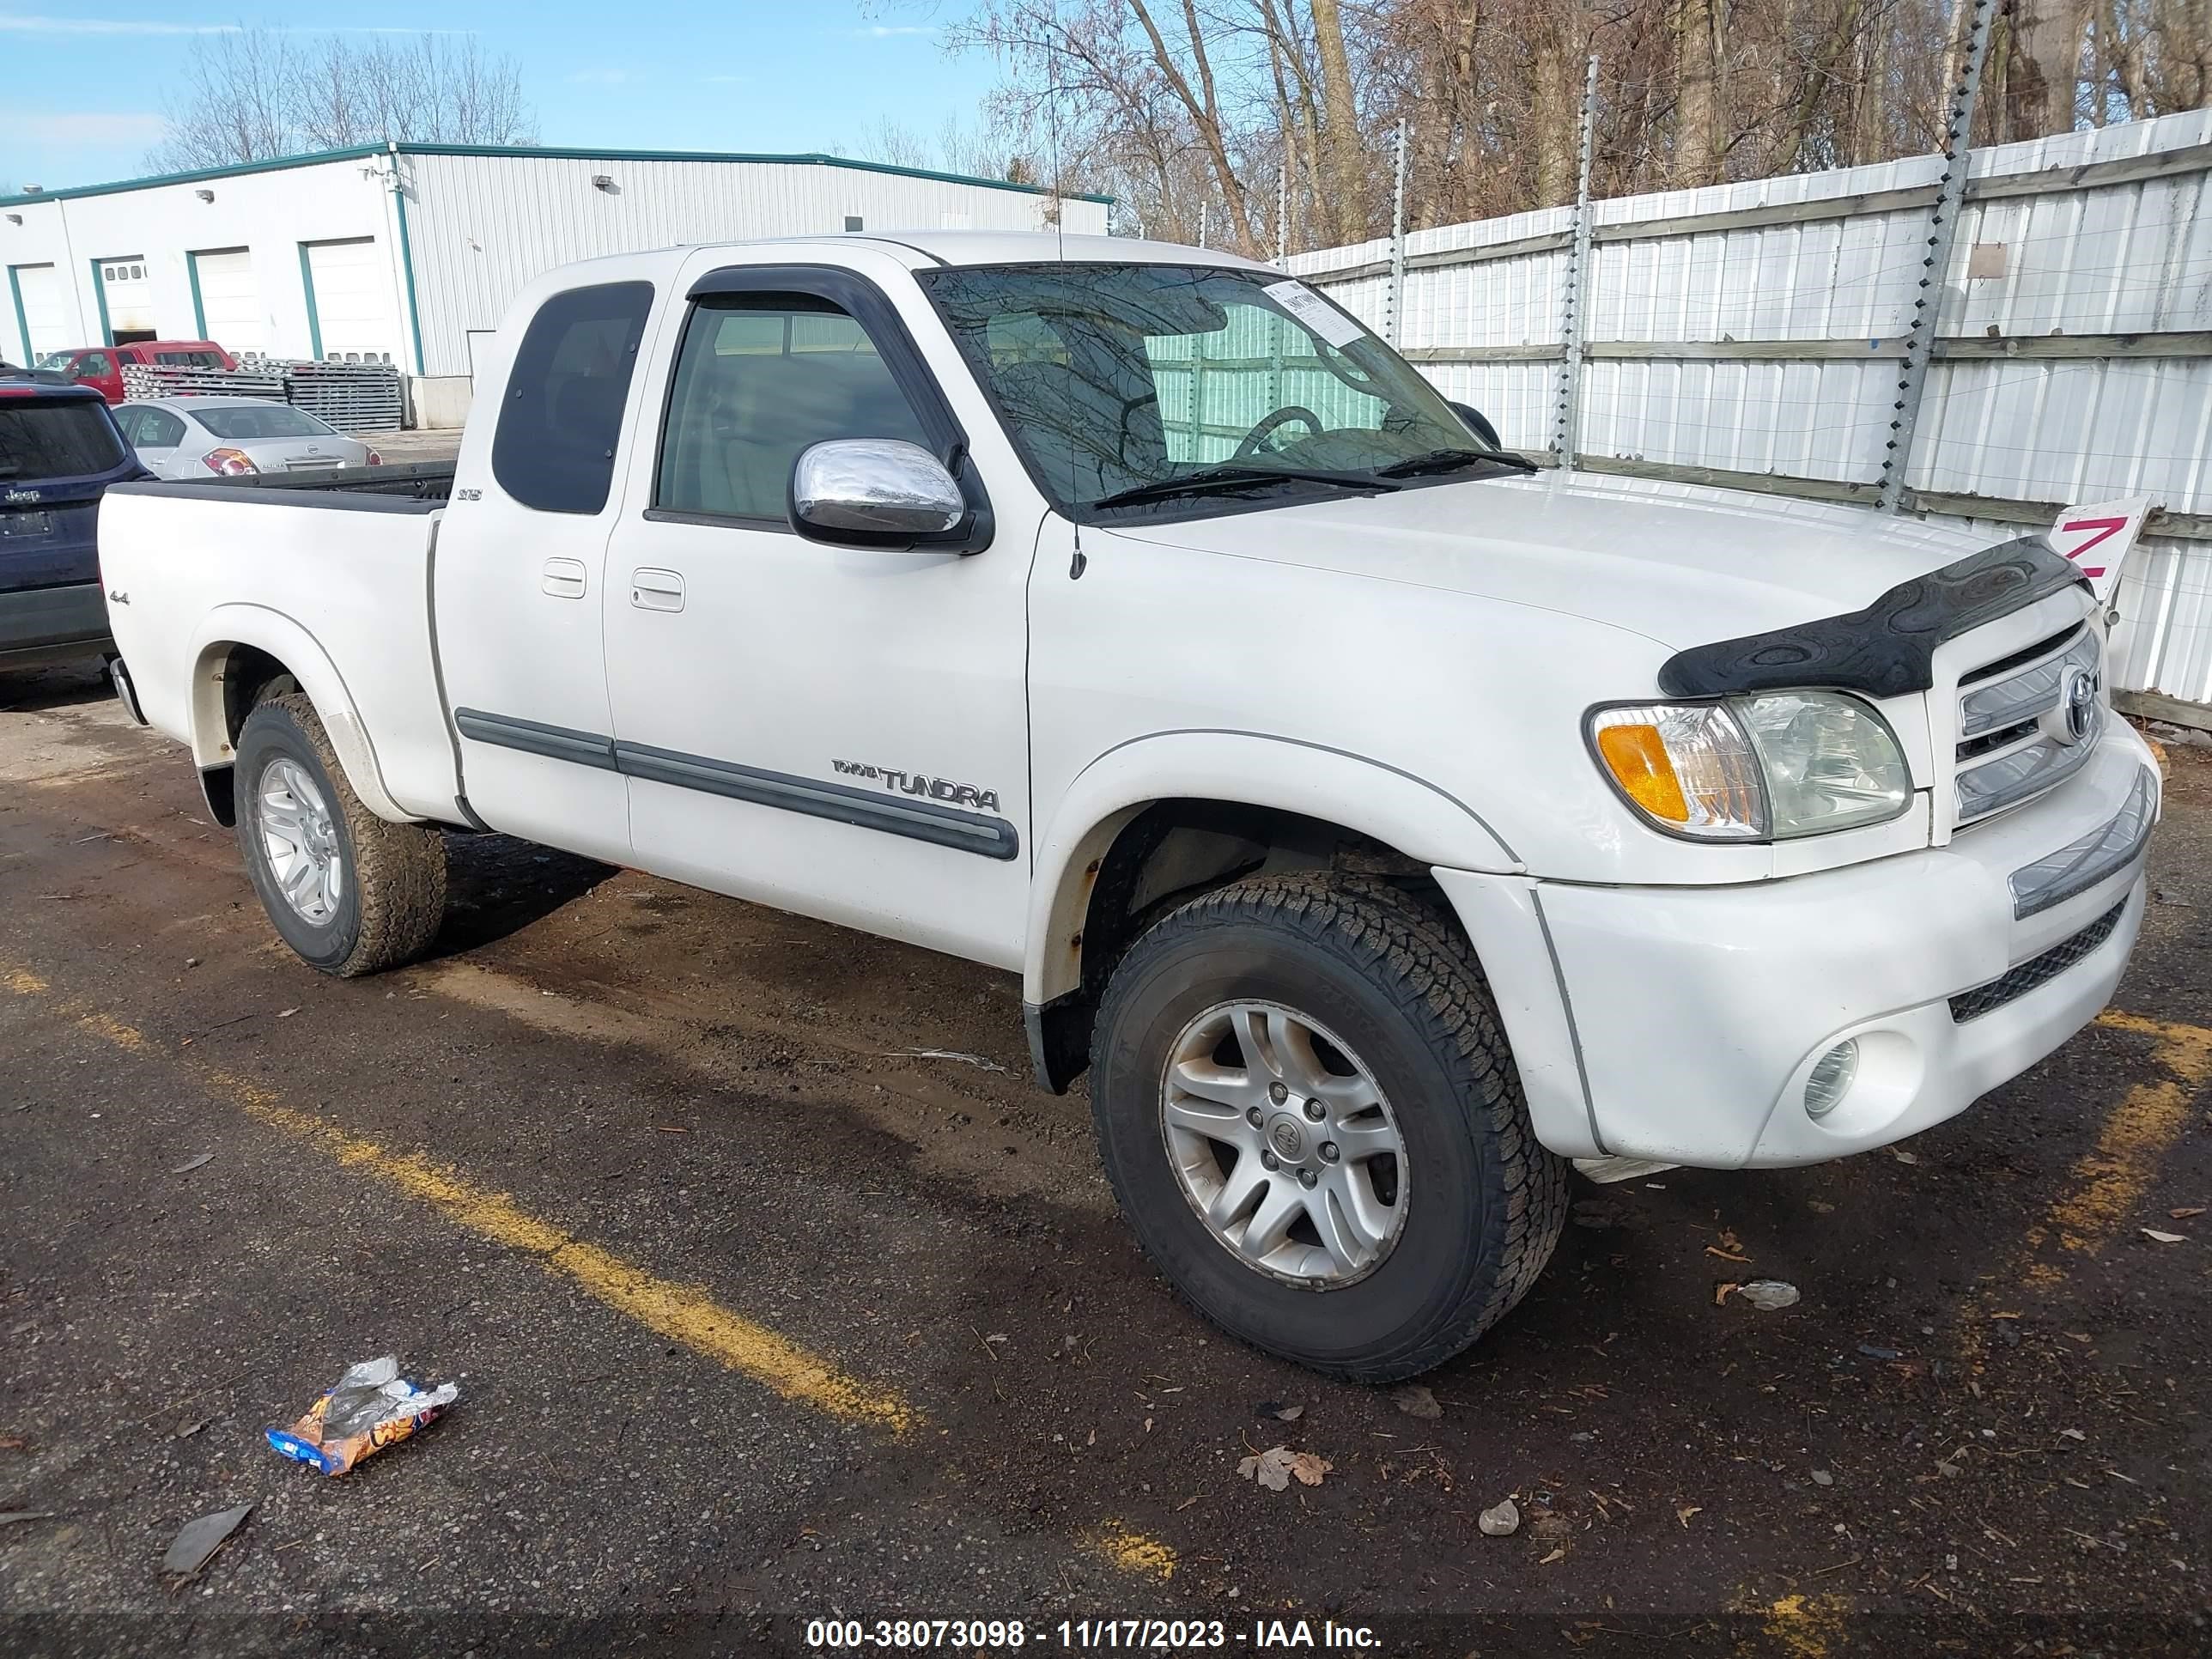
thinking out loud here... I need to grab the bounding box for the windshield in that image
[196,405,333,441]
[921,263,1504,519]
[33,351,75,371]
[0,398,126,481]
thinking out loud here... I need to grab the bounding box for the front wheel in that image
[1090,874,1567,1382]
[234,692,447,977]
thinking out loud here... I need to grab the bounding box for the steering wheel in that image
[1233,406,1322,459]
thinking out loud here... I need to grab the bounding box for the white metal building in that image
[1,143,1109,421]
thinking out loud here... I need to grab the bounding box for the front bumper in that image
[0,580,111,668]
[1437,726,2159,1169]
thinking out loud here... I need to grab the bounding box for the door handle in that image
[541,557,587,599]
[630,568,686,612]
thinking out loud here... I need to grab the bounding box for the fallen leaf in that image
[276,1008,297,1019]
[169,1153,213,1175]
[1539,1547,1566,1565]
[1286,1452,1331,1486]
[1392,1384,1442,1420]
[2142,1228,2185,1244]
[1889,1147,1920,1165]
[1714,1282,1740,1306]
[161,1504,252,1576]
[2169,1207,2206,1220]
[1808,1199,1837,1214]
[2058,1428,2087,1441]
[1273,1404,1304,1422]
[1237,1447,1292,1492]
[174,1419,210,1440]
[1676,1505,1702,1528]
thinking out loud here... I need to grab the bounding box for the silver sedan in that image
[115,397,380,479]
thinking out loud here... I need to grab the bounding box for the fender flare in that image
[1023,728,1521,1006]
[186,604,414,823]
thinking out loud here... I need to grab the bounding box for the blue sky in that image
[0,3,1000,191]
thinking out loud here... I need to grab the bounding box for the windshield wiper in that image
[1092,464,1402,511]
[1375,447,1539,479]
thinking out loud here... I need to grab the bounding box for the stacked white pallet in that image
[121,363,289,402]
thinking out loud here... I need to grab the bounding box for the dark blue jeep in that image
[0,373,143,671]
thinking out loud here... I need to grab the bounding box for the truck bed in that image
[98,473,463,824]
[113,460,453,507]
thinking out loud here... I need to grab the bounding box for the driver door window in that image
[654,299,932,525]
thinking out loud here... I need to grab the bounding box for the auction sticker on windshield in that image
[1262,279,1364,349]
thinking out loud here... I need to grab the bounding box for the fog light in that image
[1804,1041,1858,1119]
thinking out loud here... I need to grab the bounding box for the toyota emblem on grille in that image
[2060,665,2099,744]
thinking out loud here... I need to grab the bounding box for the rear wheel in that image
[234,692,447,977]
[1090,873,1567,1382]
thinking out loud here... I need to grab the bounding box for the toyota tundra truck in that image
[94,231,2160,1381]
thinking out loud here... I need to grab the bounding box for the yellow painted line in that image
[0,963,915,1434]
[1757,1593,1850,1659]
[1081,1521,1176,1582]
[1960,1009,2212,1356]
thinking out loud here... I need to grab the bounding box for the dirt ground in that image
[2,659,2207,1657]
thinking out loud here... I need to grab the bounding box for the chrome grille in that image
[1953,624,2102,827]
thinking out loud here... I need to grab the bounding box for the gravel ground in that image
[2,659,2207,1657]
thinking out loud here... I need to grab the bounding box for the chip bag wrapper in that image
[267,1357,459,1476]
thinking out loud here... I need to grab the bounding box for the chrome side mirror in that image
[791,438,965,544]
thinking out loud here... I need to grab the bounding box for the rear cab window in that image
[492,282,655,514]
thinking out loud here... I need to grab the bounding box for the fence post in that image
[1553,53,1600,471]
[1877,0,1996,512]
[1276,161,1289,267]
[1383,120,1409,344]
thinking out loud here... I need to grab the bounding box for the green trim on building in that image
[1,147,385,210]
[88,258,113,345]
[390,167,426,375]
[185,252,209,338]
[0,140,1113,211]
[297,244,324,361]
[7,265,33,364]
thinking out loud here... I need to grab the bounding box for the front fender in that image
[187,605,414,823]
[1023,727,1522,1006]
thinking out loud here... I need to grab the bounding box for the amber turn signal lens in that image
[1595,722,1689,823]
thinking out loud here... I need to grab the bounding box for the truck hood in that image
[1103,470,1993,651]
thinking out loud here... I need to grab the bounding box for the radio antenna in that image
[1044,0,1067,262]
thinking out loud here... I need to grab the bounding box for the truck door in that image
[431,278,658,863]
[600,258,1032,970]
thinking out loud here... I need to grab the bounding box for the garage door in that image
[302,238,398,364]
[191,248,264,356]
[96,255,154,338]
[8,264,68,362]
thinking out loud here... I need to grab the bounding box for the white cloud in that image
[0,14,476,34]
[0,110,167,145]
[0,14,234,33]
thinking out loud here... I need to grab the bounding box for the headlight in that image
[1589,693,1911,841]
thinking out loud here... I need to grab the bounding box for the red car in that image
[33,340,237,404]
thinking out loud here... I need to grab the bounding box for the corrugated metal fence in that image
[1285,108,2212,712]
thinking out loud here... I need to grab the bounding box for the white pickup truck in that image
[100,231,2160,1381]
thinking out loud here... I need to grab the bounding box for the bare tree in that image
[928,0,2199,253]
[149,29,535,170]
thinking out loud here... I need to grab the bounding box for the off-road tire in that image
[234,692,447,977]
[1090,872,1569,1382]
